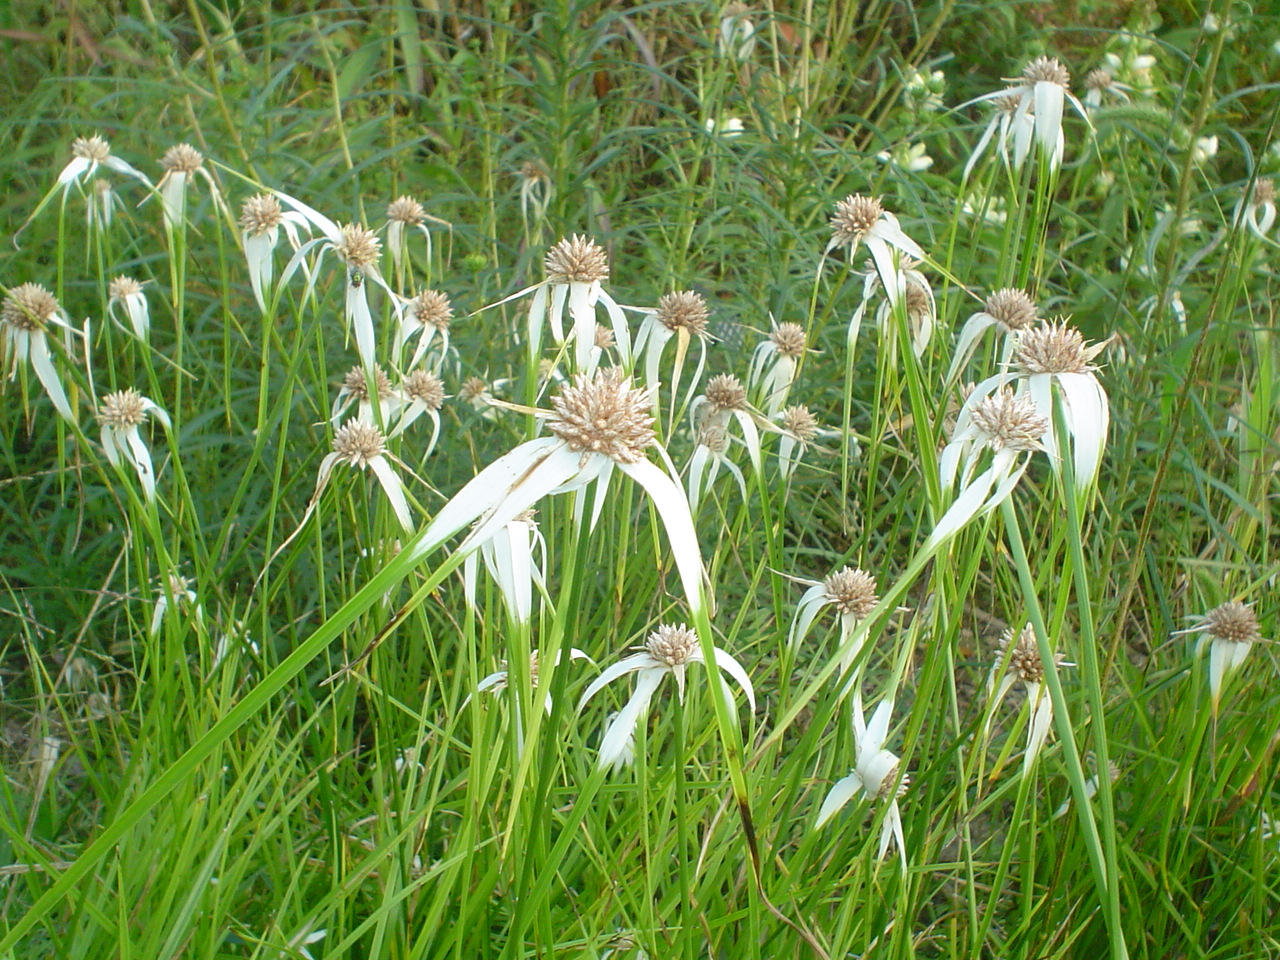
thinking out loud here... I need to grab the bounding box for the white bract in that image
[239,193,309,314]
[815,699,909,866]
[2,282,80,423]
[749,320,808,415]
[1232,178,1276,240]
[475,648,591,716]
[98,388,171,502]
[313,420,414,532]
[462,510,547,626]
[155,144,223,230]
[846,257,936,359]
[578,623,755,770]
[1172,600,1264,714]
[686,422,748,513]
[789,566,879,681]
[947,287,1039,382]
[150,571,199,637]
[107,276,151,341]
[825,194,926,310]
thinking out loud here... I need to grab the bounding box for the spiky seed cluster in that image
[458,376,489,403]
[387,195,426,224]
[519,160,549,185]
[331,420,386,468]
[656,291,710,335]
[697,422,729,453]
[985,288,1038,331]
[544,235,609,284]
[1199,601,1261,644]
[1252,178,1276,206]
[337,224,382,269]
[548,369,655,464]
[1084,69,1113,92]
[904,284,932,321]
[824,567,878,618]
[240,194,283,236]
[875,762,910,801]
[594,323,615,350]
[829,194,885,248]
[2,283,59,332]
[72,134,111,162]
[98,389,148,428]
[644,623,698,667]
[411,290,453,331]
[404,370,444,410]
[770,322,807,359]
[969,389,1049,452]
[781,405,818,441]
[161,143,204,173]
[998,623,1046,683]
[1023,56,1070,88]
[704,373,747,412]
[1014,320,1098,375]
[342,365,393,401]
[109,276,142,300]
[993,91,1024,116]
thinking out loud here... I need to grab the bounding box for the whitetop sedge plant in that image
[845,256,936,359]
[2,281,80,423]
[986,622,1068,775]
[689,373,769,479]
[774,404,818,481]
[106,276,151,341]
[155,143,223,230]
[97,388,171,502]
[578,623,755,770]
[395,288,453,373]
[748,319,808,415]
[1173,599,1265,715]
[789,566,879,680]
[686,421,748,513]
[1232,178,1276,240]
[239,192,308,315]
[475,648,592,716]
[633,289,713,430]
[947,287,1040,382]
[823,194,926,303]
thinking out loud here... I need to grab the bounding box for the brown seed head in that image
[1251,178,1276,207]
[998,623,1048,684]
[1200,601,1261,644]
[544,235,609,284]
[824,567,878,618]
[1084,69,1113,92]
[459,376,489,404]
[548,369,655,464]
[161,143,204,173]
[829,194,885,249]
[781,405,818,441]
[2,283,60,332]
[969,389,1049,452]
[1014,320,1101,375]
[704,373,747,412]
[518,160,549,185]
[656,291,710,335]
[411,290,453,331]
[770,322,807,359]
[336,223,382,269]
[993,90,1024,116]
[594,323,615,350]
[876,762,910,801]
[331,420,386,468]
[72,135,111,163]
[984,288,1038,332]
[904,283,932,321]
[387,195,426,225]
[1023,56,1070,88]
[342,365,393,402]
[109,276,143,301]
[240,194,283,236]
[644,623,699,667]
[697,422,730,453]
[98,389,148,429]
[403,370,445,410]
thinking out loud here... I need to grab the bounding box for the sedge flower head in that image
[312,420,414,531]
[2,282,78,422]
[1175,600,1264,712]
[656,291,710,336]
[988,623,1066,773]
[826,195,927,323]
[238,192,308,314]
[397,288,454,370]
[579,623,755,769]
[156,143,221,229]
[1233,178,1276,240]
[691,372,772,480]
[385,194,445,274]
[108,276,150,340]
[775,404,818,479]
[332,364,394,426]
[98,388,170,501]
[949,287,1039,380]
[749,320,809,414]
[391,369,447,447]
[545,235,609,284]
[548,368,655,465]
[789,566,879,678]
[388,196,426,226]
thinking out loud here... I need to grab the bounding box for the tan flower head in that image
[342,365,393,402]
[458,376,489,404]
[781,404,818,441]
[643,623,699,667]
[769,322,807,359]
[544,235,609,284]
[1199,601,1261,644]
[98,389,148,429]
[240,193,283,236]
[1251,178,1276,207]
[594,323,615,350]
[1084,69,1113,93]
[998,623,1047,684]
[411,290,453,331]
[331,420,387,468]
[72,135,111,163]
[985,288,1038,331]
[387,195,426,225]
[1023,56,1070,88]
[108,276,142,301]
[403,370,444,410]
[336,223,382,269]
[161,143,204,173]
[830,194,886,249]
[518,160,549,186]
[993,90,1024,116]
[824,567,878,618]
[875,760,910,801]
[904,283,932,321]
[656,291,710,335]
[697,421,730,453]
[704,373,747,412]
[969,389,1049,452]
[1014,320,1105,375]
[2,283,60,332]
[549,369,655,464]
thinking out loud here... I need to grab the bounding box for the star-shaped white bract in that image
[578,623,755,770]
[2,282,80,424]
[1173,599,1265,714]
[462,510,547,626]
[98,388,171,501]
[815,699,909,866]
[825,194,926,310]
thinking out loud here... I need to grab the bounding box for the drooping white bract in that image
[633,290,713,429]
[239,193,309,314]
[98,388,171,502]
[825,194,926,310]
[579,623,755,770]
[774,404,819,481]
[749,319,808,415]
[385,195,449,279]
[462,510,547,626]
[107,276,151,341]
[314,420,414,532]
[1231,178,1276,241]
[985,623,1065,775]
[155,144,224,230]
[475,648,591,716]
[815,698,909,866]
[961,89,1034,181]
[789,566,879,682]
[150,571,199,637]
[846,257,936,359]
[947,287,1039,383]
[1172,599,1264,714]
[395,288,454,373]
[2,283,80,423]
[686,421,747,513]
[689,373,769,480]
